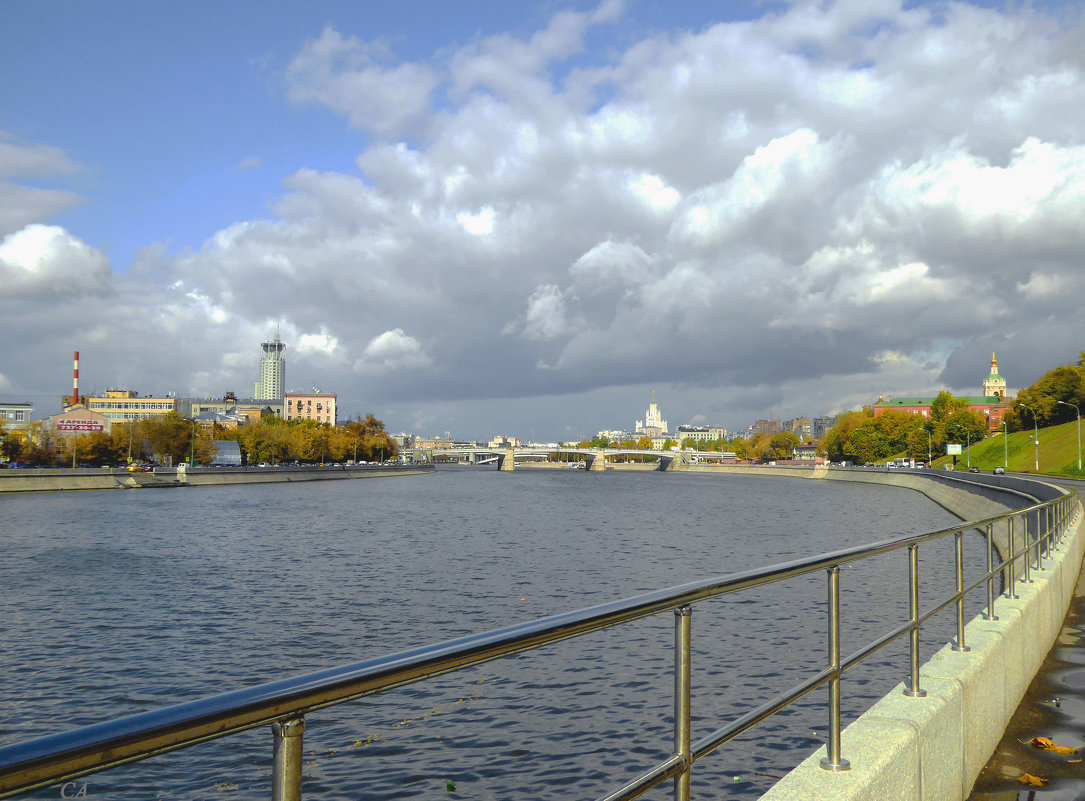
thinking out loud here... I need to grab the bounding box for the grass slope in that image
[935,420,1085,478]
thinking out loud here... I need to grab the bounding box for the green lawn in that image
[934,419,1085,478]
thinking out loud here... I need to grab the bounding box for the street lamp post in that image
[1057,400,1082,472]
[1001,420,1008,469]
[1020,404,1039,472]
[926,430,931,465]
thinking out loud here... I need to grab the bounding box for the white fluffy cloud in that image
[286,27,440,136]
[0,224,111,297]
[354,329,432,375]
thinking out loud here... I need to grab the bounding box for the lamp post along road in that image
[1057,400,1081,472]
[1020,404,1039,472]
[1001,420,1008,469]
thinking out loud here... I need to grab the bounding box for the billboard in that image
[946,444,962,455]
[55,420,105,433]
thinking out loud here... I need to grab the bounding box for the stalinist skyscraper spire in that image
[255,327,286,400]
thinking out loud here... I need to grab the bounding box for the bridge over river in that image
[424,445,735,470]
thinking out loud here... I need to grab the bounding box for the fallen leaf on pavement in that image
[1030,736,1078,755]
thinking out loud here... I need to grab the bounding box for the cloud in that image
[236,156,262,170]
[0,132,86,236]
[353,329,432,375]
[520,284,573,341]
[285,26,439,137]
[7,1,1085,438]
[0,224,111,298]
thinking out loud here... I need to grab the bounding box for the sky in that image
[2,0,1084,442]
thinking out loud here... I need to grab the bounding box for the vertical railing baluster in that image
[1006,517,1019,599]
[272,716,305,801]
[904,545,927,698]
[1036,508,1045,571]
[820,566,850,771]
[1022,513,1034,583]
[674,606,692,801]
[953,531,970,652]
[984,523,998,621]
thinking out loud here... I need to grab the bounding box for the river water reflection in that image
[1,467,983,800]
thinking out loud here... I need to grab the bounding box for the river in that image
[1,466,983,800]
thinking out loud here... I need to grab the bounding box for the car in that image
[969,466,980,473]
[993,466,1005,475]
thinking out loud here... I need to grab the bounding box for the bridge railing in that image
[0,490,1078,801]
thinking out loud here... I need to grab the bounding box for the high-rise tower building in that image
[255,334,286,400]
[635,391,669,436]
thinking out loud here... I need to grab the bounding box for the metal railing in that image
[0,490,1078,801]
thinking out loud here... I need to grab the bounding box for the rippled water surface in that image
[1,467,986,800]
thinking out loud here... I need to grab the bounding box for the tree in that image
[1015,365,1085,426]
[763,431,799,460]
[636,436,652,450]
[942,409,988,448]
[76,431,125,466]
[191,427,219,464]
[822,409,872,462]
[930,391,966,422]
[0,426,21,461]
[142,413,193,464]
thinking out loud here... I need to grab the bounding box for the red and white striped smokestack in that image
[73,351,79,405]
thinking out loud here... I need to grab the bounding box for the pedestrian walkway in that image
[968,561,1085,799]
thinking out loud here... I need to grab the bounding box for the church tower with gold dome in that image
[983,352,1007,400]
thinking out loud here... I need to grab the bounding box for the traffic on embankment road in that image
[0,462,435,492]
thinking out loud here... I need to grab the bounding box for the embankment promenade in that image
[0,463,435,492]
[734,465,1084,801]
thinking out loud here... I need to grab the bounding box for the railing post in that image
[820,566,850,771]
[272,716,305,801]
[984,523,998,621]
[1036,509,1045,571]
[1006,518,1019,599]
[903,545,927,698]
[953,531,970,652]
[674,606,692,801]
[1021,513,1034,583]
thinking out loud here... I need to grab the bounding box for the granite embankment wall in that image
[705,465,1084,801]
[0,464,435,492]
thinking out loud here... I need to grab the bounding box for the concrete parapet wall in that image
[0,464,434,492]
[758,498,1084,801]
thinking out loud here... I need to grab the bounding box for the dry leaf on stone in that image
[1018,773,1049,787]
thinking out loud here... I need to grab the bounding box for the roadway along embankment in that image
[0,464,435,492]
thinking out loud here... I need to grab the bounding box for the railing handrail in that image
[0,488,1076,800]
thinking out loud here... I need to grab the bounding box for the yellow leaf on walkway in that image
[1018,773,1049,787]
[1030,736,1078,755]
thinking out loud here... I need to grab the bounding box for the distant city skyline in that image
[2,1,1083,441]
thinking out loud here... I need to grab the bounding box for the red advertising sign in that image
[56,420,105,432]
